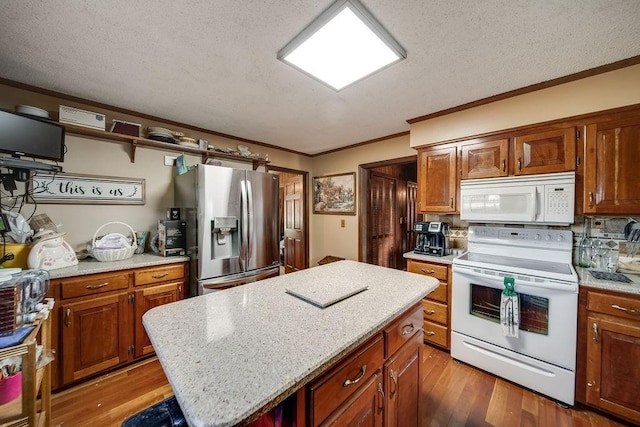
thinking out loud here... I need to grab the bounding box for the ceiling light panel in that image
[278,0,406,91]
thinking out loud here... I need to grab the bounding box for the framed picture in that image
[313,172,356,215]
[31,172,145,204]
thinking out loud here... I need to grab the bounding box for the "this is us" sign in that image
[31,172,145,204]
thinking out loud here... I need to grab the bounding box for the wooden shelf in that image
[62,123,270,170]
[0,314,51,427]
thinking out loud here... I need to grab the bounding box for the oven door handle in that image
[454,267,507,284]
[530,187,537,222]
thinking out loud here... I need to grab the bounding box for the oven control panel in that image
[469,226,573,250]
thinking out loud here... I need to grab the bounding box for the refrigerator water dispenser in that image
[212,216,238,259]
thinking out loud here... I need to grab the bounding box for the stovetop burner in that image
[588,270,632,283]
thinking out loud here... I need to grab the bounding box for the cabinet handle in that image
[389,369,398,398]
[401,323,415,336]
[502,159,506,172]
[424,309,435,315]
[425,331,436,336]
[420,269,435,275]
[343,365,366,387]
[517,158,522,171]
[152,273,169,279]
[588,192,594,208]
[178,285,183,295]
[587,381,594,387]
[377,383,385,411]
[65,308,71,327]
[611,304,640,315]
[592,322,599,343]
[450,197,454,208]
[85,282,108,290]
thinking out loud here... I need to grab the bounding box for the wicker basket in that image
[91,222,138,262]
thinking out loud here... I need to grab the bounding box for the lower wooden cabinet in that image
[134,281,183,357]
[320,371,383,427]
[50,261,187,389]
[578,287,640,425]
[60,292,131,384]
[407,258,451,349]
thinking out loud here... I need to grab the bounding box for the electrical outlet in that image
[341,219,345,228]
[164,155,177,166]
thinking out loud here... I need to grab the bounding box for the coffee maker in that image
[414,221,449,256]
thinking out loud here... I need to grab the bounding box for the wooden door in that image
[283,173,306,273]
[319,371,383,427]
[384,334,422,427]
[460,138,509,179]
[370,172,399,268]
[586,315,640,423]
[513,127,576,175]
[404,181,419,261]
[134,282,183,358]
[61,293,130,384]
[583,118,640,214]
[417,146,457,213]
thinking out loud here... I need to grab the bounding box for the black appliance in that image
[414,221,449,256]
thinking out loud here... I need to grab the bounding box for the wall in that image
[410,64,640,146]
[0,83,312,251]
[309,134,415,265]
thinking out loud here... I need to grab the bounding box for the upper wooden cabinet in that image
[513,128,576,175]
[459,128,576,180]
[582,115,640,214]
[460,138,509,179]
[417,145,457,213]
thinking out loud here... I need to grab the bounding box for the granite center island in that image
[143,260,438,427]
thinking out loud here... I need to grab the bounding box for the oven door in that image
[452,264,577,370]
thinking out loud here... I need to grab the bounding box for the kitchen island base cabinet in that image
[578,287,640,425]
[304,304,423,427]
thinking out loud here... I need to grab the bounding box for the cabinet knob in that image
[425,331,436,336]
[587,381,594,387]
[424,309,435,315]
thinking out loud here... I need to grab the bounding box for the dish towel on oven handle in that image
[500,277,519,338]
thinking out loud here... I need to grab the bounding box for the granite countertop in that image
[576,266,640,295]
[47,254,190,279]
[403,250,460,265]
[143,260,438,427]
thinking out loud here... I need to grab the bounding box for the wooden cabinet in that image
[305,303,423,427]
[383,333,422,427]
[417,145,457,213]
[577,288,640,425]
[51,261,187,388]
[0,314,52,427]
[512,127,576,175]
[406,259,450,349]
[134,282,182,357]
[459,128,575,180]
[460,138,509,179]
[60,292,131,384]
[582,114,640,214]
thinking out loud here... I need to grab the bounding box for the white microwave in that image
[459,172,575,225]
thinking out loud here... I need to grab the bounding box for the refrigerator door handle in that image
[240,179,249,265]
[246,179,254,261]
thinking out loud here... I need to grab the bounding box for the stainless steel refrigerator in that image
[174,164,280,296]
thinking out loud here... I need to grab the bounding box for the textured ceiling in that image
[1,1,639,155]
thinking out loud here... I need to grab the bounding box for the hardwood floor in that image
[50,345,632,426]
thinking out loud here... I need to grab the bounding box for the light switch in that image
[341,219,345,228]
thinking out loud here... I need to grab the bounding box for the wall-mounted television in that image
[0,109,65,162]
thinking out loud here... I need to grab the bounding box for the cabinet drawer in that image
[384,304,423,358]
[422,320,448,348]
[134,263,185,286]
[422,299,448,325]
[60,272,130,299]
[309,334,384,426]
[427,282,448,304]
[407,260,448,281]
[587,291,640,321]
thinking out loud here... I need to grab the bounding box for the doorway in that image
[269,167,309,273]
[358,156,421,270]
